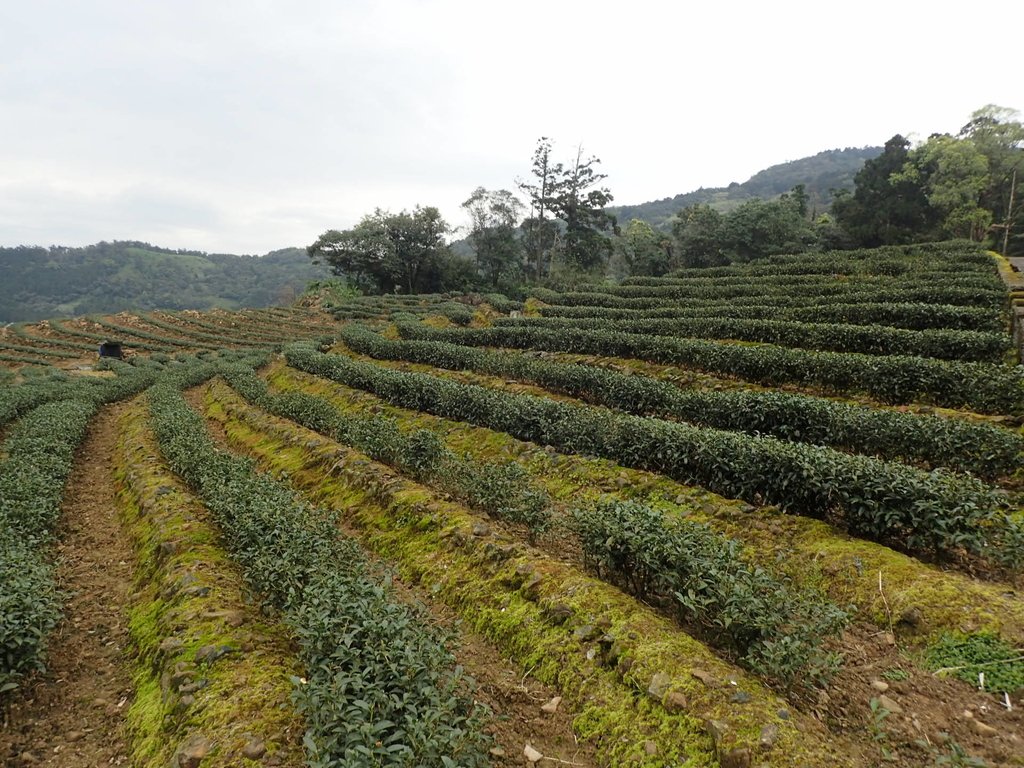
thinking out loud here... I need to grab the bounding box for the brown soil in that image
[185,385,600,767]
[820,625,1024,767]
[0,403,135,767]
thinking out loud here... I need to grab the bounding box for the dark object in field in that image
[98,340,123,359]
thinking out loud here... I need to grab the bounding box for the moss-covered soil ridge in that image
[113,398,304,767]
[200,377,860,767]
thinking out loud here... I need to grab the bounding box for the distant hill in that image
[0,241,329,322]
[608,147,882,230]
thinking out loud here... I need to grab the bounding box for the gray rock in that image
[690,668,718,687]
[876,694,902,715]
[719,747,752,768]
[648,672,671,699]
[241,737,266,759]
[195,644,235,664]
[758,724,779,750]
[972,719,998,737]
[664,691,688,711]
[175,735,212,768]
[705,718,730,745]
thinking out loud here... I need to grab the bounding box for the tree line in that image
[307,106,1023,295]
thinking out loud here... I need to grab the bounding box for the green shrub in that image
[147,382,492,766]
[284,342,1024,567]
[572,499,848,689]
[342,324,1024,479]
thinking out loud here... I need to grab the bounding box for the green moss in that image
[112,401,304,768]
[203,380,854,767]
[126,670,166,764]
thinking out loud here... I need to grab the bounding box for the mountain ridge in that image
[0,241,329,322]
[607,146,882,229]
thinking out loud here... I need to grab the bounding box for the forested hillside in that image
[608,147,882,230]
[0,242,329,321]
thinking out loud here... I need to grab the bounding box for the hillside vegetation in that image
[606,147,881,229]
[2,242,1024,766]
[0,241,329,322]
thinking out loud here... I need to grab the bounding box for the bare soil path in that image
[0,403,134,767]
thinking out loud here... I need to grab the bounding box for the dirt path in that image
[0,403,134,767]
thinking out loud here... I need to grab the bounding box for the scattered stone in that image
[730,691,752,704]
[241,737,266,759]
[160,637,185,654]
[963,709,974,719]
[719,746,752,768]
[883,632,896,646]
[644,740,658,756]
[520,573,543,599]
[19,752,39,764]
[705,719,730,745]
[488,747,506,758]
[65,731,84,742]
[471,523,490,537]
[776,709,790,720]
[870,680,890,693]
[158,540,181,557]
[898,606,923,629]
[972,720,998,737]
[195,644,235,664]
[541,696,562,714]
[664,691,688,711]
[759,724,779,750]
[877,695,902,715]
[202,609,245,627]
[691,668,718,687]
[175,735,212,768]
[648,672,671,699]
[573,625,598,642]
[179,679,208,694]
[170,663,194,690]
[523,743,544,763]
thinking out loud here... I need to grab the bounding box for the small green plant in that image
[916,735,988,767]
[924,631,1024,693]
[868,697,895,762]
[881,666,910,681]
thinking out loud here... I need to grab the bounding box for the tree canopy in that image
[307,206,464,294]
[833,106,1023,254]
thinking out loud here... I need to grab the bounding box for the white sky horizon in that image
[1,1,1020,255]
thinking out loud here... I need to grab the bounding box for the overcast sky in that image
[1,1,1021,255]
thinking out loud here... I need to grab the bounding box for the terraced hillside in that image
[2,241,1023,767]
